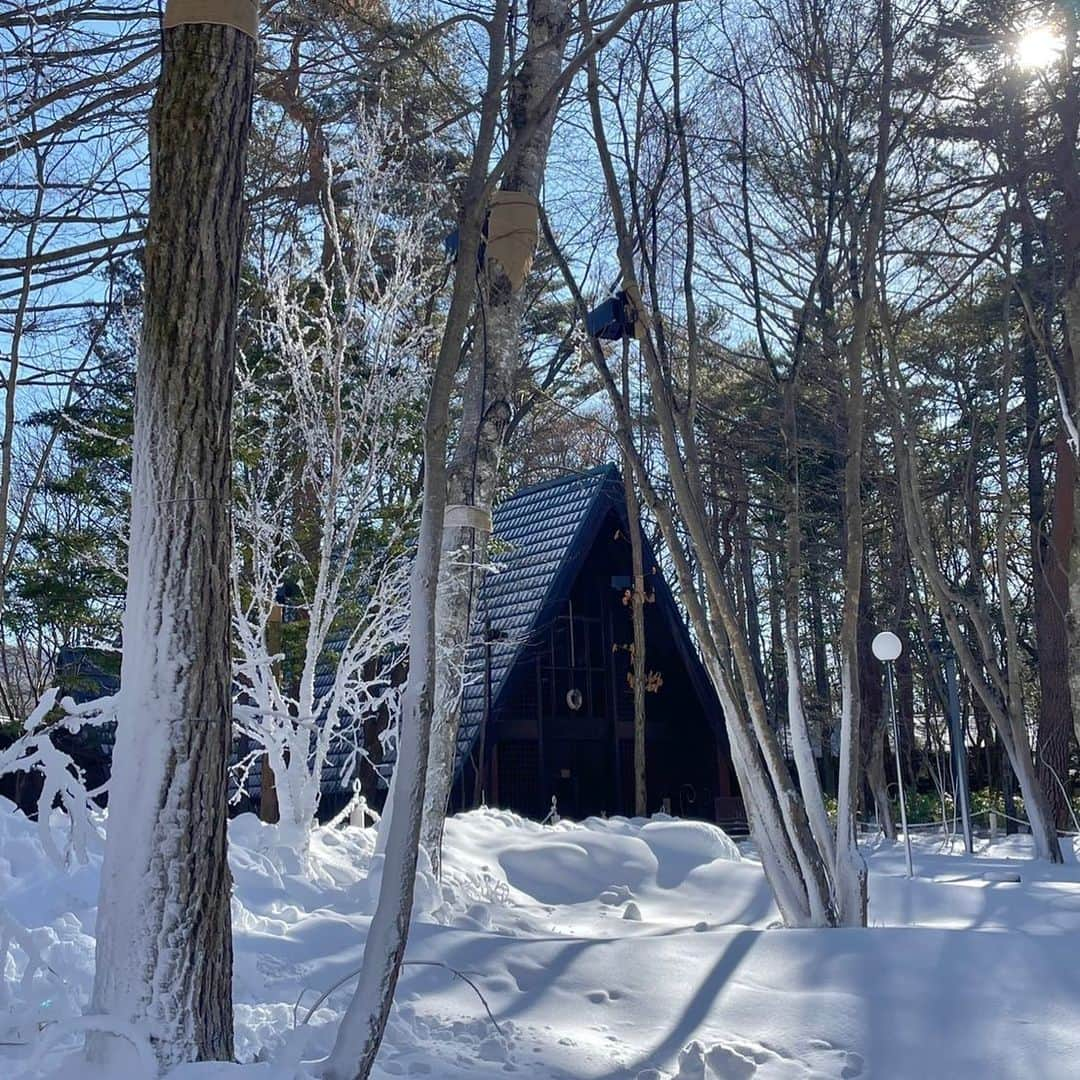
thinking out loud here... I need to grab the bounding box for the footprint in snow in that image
[673,1037,865,1079]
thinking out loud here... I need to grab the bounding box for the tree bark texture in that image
[90,20,255,1068]
[421,0,572,870]
[857,566,895,839]
[320,4,511,1073]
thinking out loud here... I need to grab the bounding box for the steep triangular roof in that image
[454,464,728,776]
[455,465,624,772]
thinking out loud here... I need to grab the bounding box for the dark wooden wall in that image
[472,509,734,821]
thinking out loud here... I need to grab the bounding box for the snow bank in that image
[4,799,1080,1079]
[440,811,745,929]
[0,799,100,1045]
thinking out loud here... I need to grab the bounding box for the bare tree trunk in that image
[734,458,767,705]
[1021,219,1074,827]
[1066,292,1080,758]
[883,326,1064,863]
[572,17,837,926]
[260,602,283,823]
[780,380,837,868]
[858,566,895,839]
[808,562,834,793]
[319,120,494,1080]
[319,2,540,1071]
[998,286,1064,859]
[886,503,916,787]
[422,0,571,870]
[1037,435,1075,822]
[835,353,869,924]
[830,0,893,925]
[541,202,830,925]
[89,14,255,1068]
[1050,6,1080,762]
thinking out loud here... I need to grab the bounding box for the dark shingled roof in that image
[452,463,729,780]
[455,464,628,774]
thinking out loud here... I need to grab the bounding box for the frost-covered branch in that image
[0,687,112,867]
[232,115,437,844]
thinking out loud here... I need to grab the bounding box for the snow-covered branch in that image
[0,687,112,867]
[232,115,438,843]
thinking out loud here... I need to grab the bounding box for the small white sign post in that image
[872,631,914,878]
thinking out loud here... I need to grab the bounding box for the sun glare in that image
[1016,25,1065,70]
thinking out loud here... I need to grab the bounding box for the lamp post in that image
[872,631,913,878]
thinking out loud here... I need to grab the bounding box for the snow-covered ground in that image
[3,798,1080,1079]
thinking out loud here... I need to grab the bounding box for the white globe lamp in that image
[872,631,902,663]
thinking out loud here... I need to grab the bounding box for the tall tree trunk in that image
[421,0,572,871]
[322,357,457,1080]
[808,560,834,794]
[767,544,787,730]
[1051,3,1080,764]
[1016,195,1074,827]
[857,563,895,838]
[576,19,837,928]
[781,379,837,871]
[1041,437,1075,816]
[1065,284,1080,758]
[321,2,520,1071]
[835,348,869,924]
[1028,375,1075,828]
[884,336,1064,863]
[260,601,283,823]
[89,13,256,1068]
[884,498,916,786]
[831,0,893,924]
[734,457,768,707]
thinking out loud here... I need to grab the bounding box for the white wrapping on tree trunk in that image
[444,503,493,533]
[164,0,259,38]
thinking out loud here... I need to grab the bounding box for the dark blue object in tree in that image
[586,289,645,340]
[444,225,488,269]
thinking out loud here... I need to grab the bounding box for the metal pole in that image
[886,661,914,878]
[474,617,492,807]
[943,648,974,854]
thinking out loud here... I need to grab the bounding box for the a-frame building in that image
[450,465,741,825]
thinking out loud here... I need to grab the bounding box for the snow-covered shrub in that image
[0,688,111,868]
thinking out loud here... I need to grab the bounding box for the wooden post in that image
[536,651,545,814]
[621,462,648,816]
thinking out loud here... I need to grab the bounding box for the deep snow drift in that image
[3,798,1080,1079]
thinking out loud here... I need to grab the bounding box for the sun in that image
[1016,25,1065,70]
